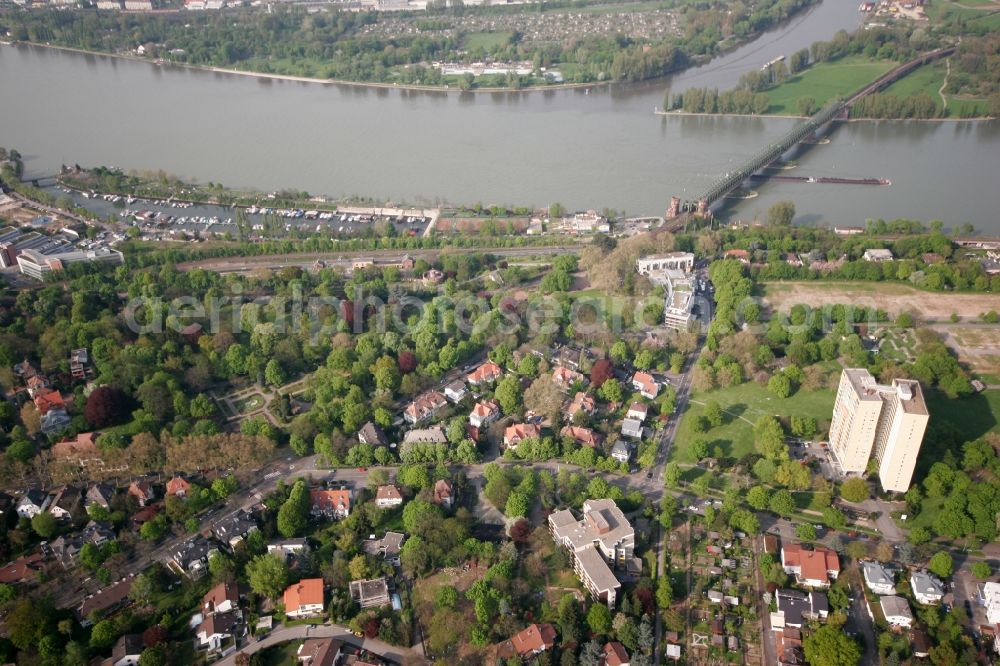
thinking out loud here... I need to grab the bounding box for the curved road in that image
[215,622,421,666]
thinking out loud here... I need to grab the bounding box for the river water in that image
[1,0,999,228]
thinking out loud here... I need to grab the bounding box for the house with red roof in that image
[403,391,448,425]
[560,425,602,448]
[781,544,840,588]
[374,485,404,509]
[503,423,541,449]
[724,248,750,264]
[310,489,351,519]
[630,372,659,399]
[466,361,503,386]
[498,623,557,660]
[166,475,191,498]
[284,578,325,618]
[565,392,596,419]
[469,400,502,429]
[603,641,631,666]
[33,388,65,415]
[433,479,454,508]
[552,366,587,390]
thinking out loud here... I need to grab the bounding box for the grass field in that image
[766,56,896,114]
[462,32,513,51]
[671,384,836,463]
[925,388,1000,442]
[883,60,945,109]
[761,281,1000,320]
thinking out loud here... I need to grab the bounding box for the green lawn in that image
[462,32,513,51]
[883,61,946,108]
[256,640,303,666]
[946,95,991,117]
[671,384,837,463]
[765,56,896,114]
[924,388,1000,442]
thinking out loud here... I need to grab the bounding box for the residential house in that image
[603,641,631,666]
[422,268,445,285]
[620,419,643,439]
[212,511,258,551]
[781,544,840,588]
[880,596,913,628]
[560,425,602,448]
[549,499,636,607]
[82,520,115,546]
[297,638,343,666]
[40,406,71,435]
[196,611,238,652]
[724,248,750,264]
[358,422,388,448]
[863,248,894,262]
[469,400,502,429]
[403,391,448,424]
[130,503,161,530]
[284,578,325,618]
[565,392,596,419]
[53,433,120,472]
[16,489,51,519]
[77,576,134,625]
[375,485,404,509]
[25,374,50,398]
[626,402,648,422]
[166,475,191,498]
[433,479,454,508]
[402,426,448,446]
[0,552,44,584]
[631,372,659,399]
[203,580,243,616]
[70,348,92,380]
[33,388,66,415]
[13,358,40,379]
[499,623,557,660]
[106,633,143,666]
[552,366,586,390]
[349,577,391,608]
[504,423,541,449]
[310,489,351,519]
[983,581,1000,624]
[443,380,468,403]
[466,361,503,386]
[611,440,633,464]
[86,482,115,510]
[774,589,829,628]
[910,571,945,605]
[267,538,310,560]
[911,626,931,659]
[364,532,405,566]
[49,485,82,521]
[127,480,156,507]
[168,535,216,577]
[862,561,896,595]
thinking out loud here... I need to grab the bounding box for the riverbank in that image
[654,108,992,121]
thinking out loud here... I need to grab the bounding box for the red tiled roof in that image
[631,372,658,396]
[433,479,453,504]
[404,391,447,420]
[552,366,583,386]
[166,476,190,496]
[311,489,351,513]
[33,388,65,415]
[560,425,601,447]
[283,578,324,612]
[375,485,402,502]
[467,362,503,384]
[471,400,501,419]
[504,423,541,445]
[603,641,630,666]
[510,623,556,657]
[783,544,839,583]
[0,552,43,584]
[52,432,99,459]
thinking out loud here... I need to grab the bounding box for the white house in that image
[469,400,501,429]
[621,418,643,439]
[863,248,894,262]
[626,402,648,422]
[196,612,237,651]
[861,561,895,595]
[443,380,468,403]
[375,485,404,509]
[16,489,51,519]
[611,440,633,464]
[983,581,1000,624]
[910,571,945,605]
[880,596,913,628]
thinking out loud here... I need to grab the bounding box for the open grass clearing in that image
[883,60,946,106]
[671,383,836,463]
[760,281,1000,320]
[462,31,513,51]
[765,56,896,114]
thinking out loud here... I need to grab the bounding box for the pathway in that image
[214,622,423,666]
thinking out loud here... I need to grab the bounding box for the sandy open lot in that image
[761,281,1000,320]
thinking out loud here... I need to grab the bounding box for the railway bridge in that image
[665,46,955,223]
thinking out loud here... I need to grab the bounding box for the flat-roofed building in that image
[636,252,694,275]
[828,369,929,492]
[548,499,634,607]
[17,247,124,281]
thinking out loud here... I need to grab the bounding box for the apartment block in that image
[828,369,929,492]
[548,499,635,608]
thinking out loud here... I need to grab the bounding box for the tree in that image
[246,554,288,599]
[803,624,861,666]
[348,555,369,580]
[90,619,118,649]
[769,490,795,516]
[767,200,796,227]
[796,523,817,541]
[840,477,868,503]
[495,376,522,415]
[599,379,623,404]
[971,561,992,579]
[139,646,167,666]
[31,511,57,538]
[747,485,770,510]
[264,359,286,387]
[84,386,132,428]
[664,462,681,488]
[277,479,310,537]
[523,377,564,425]
[768,373,791,398]
[703,400,723,427]
[586,603,612,634]
[797,96,817,116]
[928,551,953,578]
[590,359,614,388]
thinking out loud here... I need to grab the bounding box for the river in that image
[1,0,999,229]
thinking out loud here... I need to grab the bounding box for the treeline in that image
[1,0,815,87]
[850,92,942,119]
[668,87,769,114]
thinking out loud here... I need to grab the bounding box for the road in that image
[214,622,418,666]
[174,245,581,274]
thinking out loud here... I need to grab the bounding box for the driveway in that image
[215,622,424,665]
